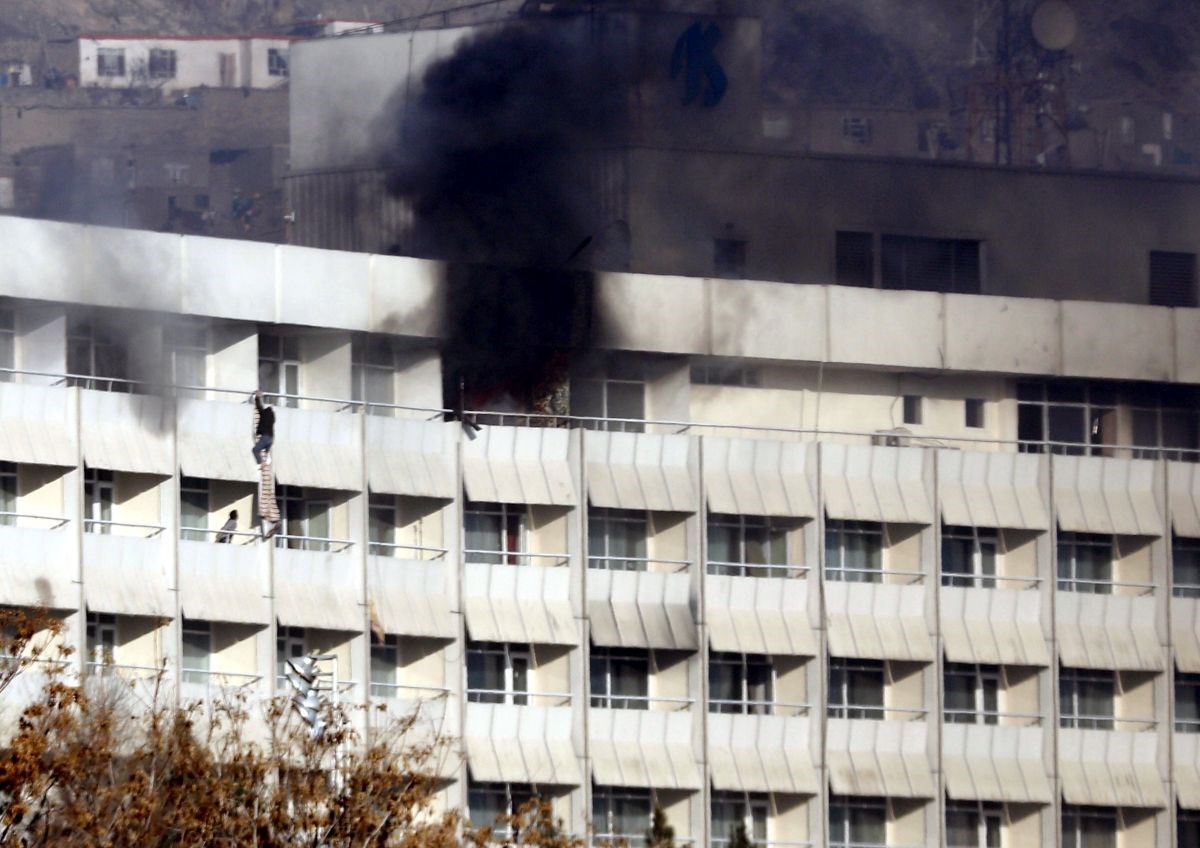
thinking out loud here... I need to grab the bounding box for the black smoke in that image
[381,18,632,410]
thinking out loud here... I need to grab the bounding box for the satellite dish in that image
[1032,0,1078,51]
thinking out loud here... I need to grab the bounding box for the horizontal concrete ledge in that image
[0,215,1195,384]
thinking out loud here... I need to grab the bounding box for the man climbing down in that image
[252,390,281,539]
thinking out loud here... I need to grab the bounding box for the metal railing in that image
[274,534,354,553]
[827,705,927,720]
[941,573,1042,590]
[589,694,694,711]
[463,550,571,567]
[0,511,69,529]
[943,709,1042,727]
[368,682,452,700]
[1059,715,1157,731]
[85,661,166,679]
[84,519,165,538]
[6,365,1199,461]
[466,689,572,706]
[368,541,449,560]
[1055,577,1156,596]
[179,526,259,545]
[706,561,810,578]
[1174,583,1200,599]
[1175,718,1200,733]
[708,699,811,717]
[588,555,692,573]
[180,669,262,688]
[824,566,925,585]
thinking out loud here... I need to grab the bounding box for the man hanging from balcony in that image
[252,391,280,539]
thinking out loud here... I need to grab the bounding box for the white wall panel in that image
[1168,461,1200,539]
[941,724,1052,803]
[588,707,701,789]
[825,582,933,661]
[937,449,1048,530]
[178,539,269,625]
[82,534,171,616]
[178,398,259,483]
[706,713,818,794]
[1052,455,1163,537]
[368,556,456,639]
[940,586,1050,666]
[462,425,576,506]
[705,574,816,656]
[0,525,76,609]
[587,569,696,650]
[366,417,456,499]
[274,547,361,631]
[1056,593,1162,671]
[585,431,696,512]
[821,444,932,525]
[1058,728,1165,808]
[702,437,817,518]
[462,563,576,646]
[0,382,77,466]
[271,407,362,490]
[464,703,581,786]
[826,718,935,798]
[80,390,173,475]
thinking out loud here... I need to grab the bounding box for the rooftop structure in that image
[0,214,1198,847]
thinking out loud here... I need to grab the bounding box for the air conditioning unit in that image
[871,427,912,447]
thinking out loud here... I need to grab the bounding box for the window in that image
[148,48,177,79]
[841,116,873,145]
[180,476,209,542]
[946,801,1002,848]
[258,332,300,407]
[1061,805,1116,848]
[709,652,773,714]
[1149,250,1197,307]
[1181,809,1200,848]
[825,519,883,583]
[828,796,885,848]
[268,47,289,77]
[965,398,986,429]
[86,611,117,665]
[277,486,331,551]
[711,792,768,847]
[944,663,999,725]
[1176,672,1200,732]
[942,526,998,588]
[1057,532,1113,594]
[881,235,981,294]
[828,657,884,719]
[835,231,874,287]
[465,501,524,565]
[588,507,647,571]
[68,315,127,388]
[181,619,211,684]
[714,238,747,279]
[466,641,529,705]
[707,514,789,577]
[351,335,395,412]
[84,468,114,534]
[0,306,14,377]
[573,361,644,432]
[1129,384,1200,461]
[370,633,400,698]
[592,785,650,844]
[467,781,533,836]
[690,364,762,387]
[368,494,398,555]
[166,320,206,390]
[1059,667,1114,730]
[97,48,126,77]
[0,460,14,527]
[276,626,306,683]
[1175,537,1200,597]
[902,394,923,425]
[1016,381,1117,456]
[589,647,648,709]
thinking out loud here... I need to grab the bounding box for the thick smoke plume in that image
[381,19,632,409]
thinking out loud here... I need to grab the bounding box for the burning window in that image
[268,48,289,77]
[97,48,126,78]
[148,48,177,79]
[67,315,128,389]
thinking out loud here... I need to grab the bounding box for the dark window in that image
[835,231,874,287]
[965,398,985,428]
[1059,667,1114,730]
[148,48,177,79]
[1182,809,1200,848]
[714,238,747,279]
[1057,532,1113,594]
[828,657,884,719]
[1061,805,1116,848]
[1175,536,1200,597]
[902,394,923,425]
[1149,251,1197,307]
[97,48,125,77]
[881,235,981,294]
[942,526,998,589]
[268,48,289,77]
[1016,380,1118,456]
[590,647,649,709]
[1176,672,1200,732]
[194,194,209,209]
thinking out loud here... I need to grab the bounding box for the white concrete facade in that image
[77,35,294,91]
[0,216,1198,847]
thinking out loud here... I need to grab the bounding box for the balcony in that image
[941,720,1052,804]
[0,514,75,609]
[823,581,933,663]
[707,708,818,795]
[588,706,702,790]
[178,533,269,626]
[367,554,456,640]
[274,545,362,632]
[463,701,580,786]
[706,571,816,657]
[82,524,171,617]
[1057,725,1165,808]
[587,566,696,651]
[1055,591,1162,672]
[825,716,935,799]
[939,580,1050,667]
[462,557,576,646]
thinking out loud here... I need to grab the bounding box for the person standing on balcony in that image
[215,509,238,543]
[252,390,275,467]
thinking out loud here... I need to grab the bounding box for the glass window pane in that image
[946,809,977,848]
[607,381,644,421]
[710,660,739,703]
[466,510,503,562]
[1048,405,1086,452]
[708,520,737,564]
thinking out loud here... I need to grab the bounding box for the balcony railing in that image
[1059,715,1157,731]
[1055,577,1155,596]
[275,534,354,553]
[1172,582,1200,599]
[466,689,572,707]
[706,561,810,578]
[84,519,165,537]
[368,681,452,700]
[588,555,691,573]
[590,693,694,711]
[708,699,811,717]
[179,526,259,545]
[464,550,570,567]
[180,668,262,689]
[827,705,926,720]
[941,573,1042,590]
[823,566,925,585]
[0,511,69,529]
[943,709,1042,727]
[369,541,448,560]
